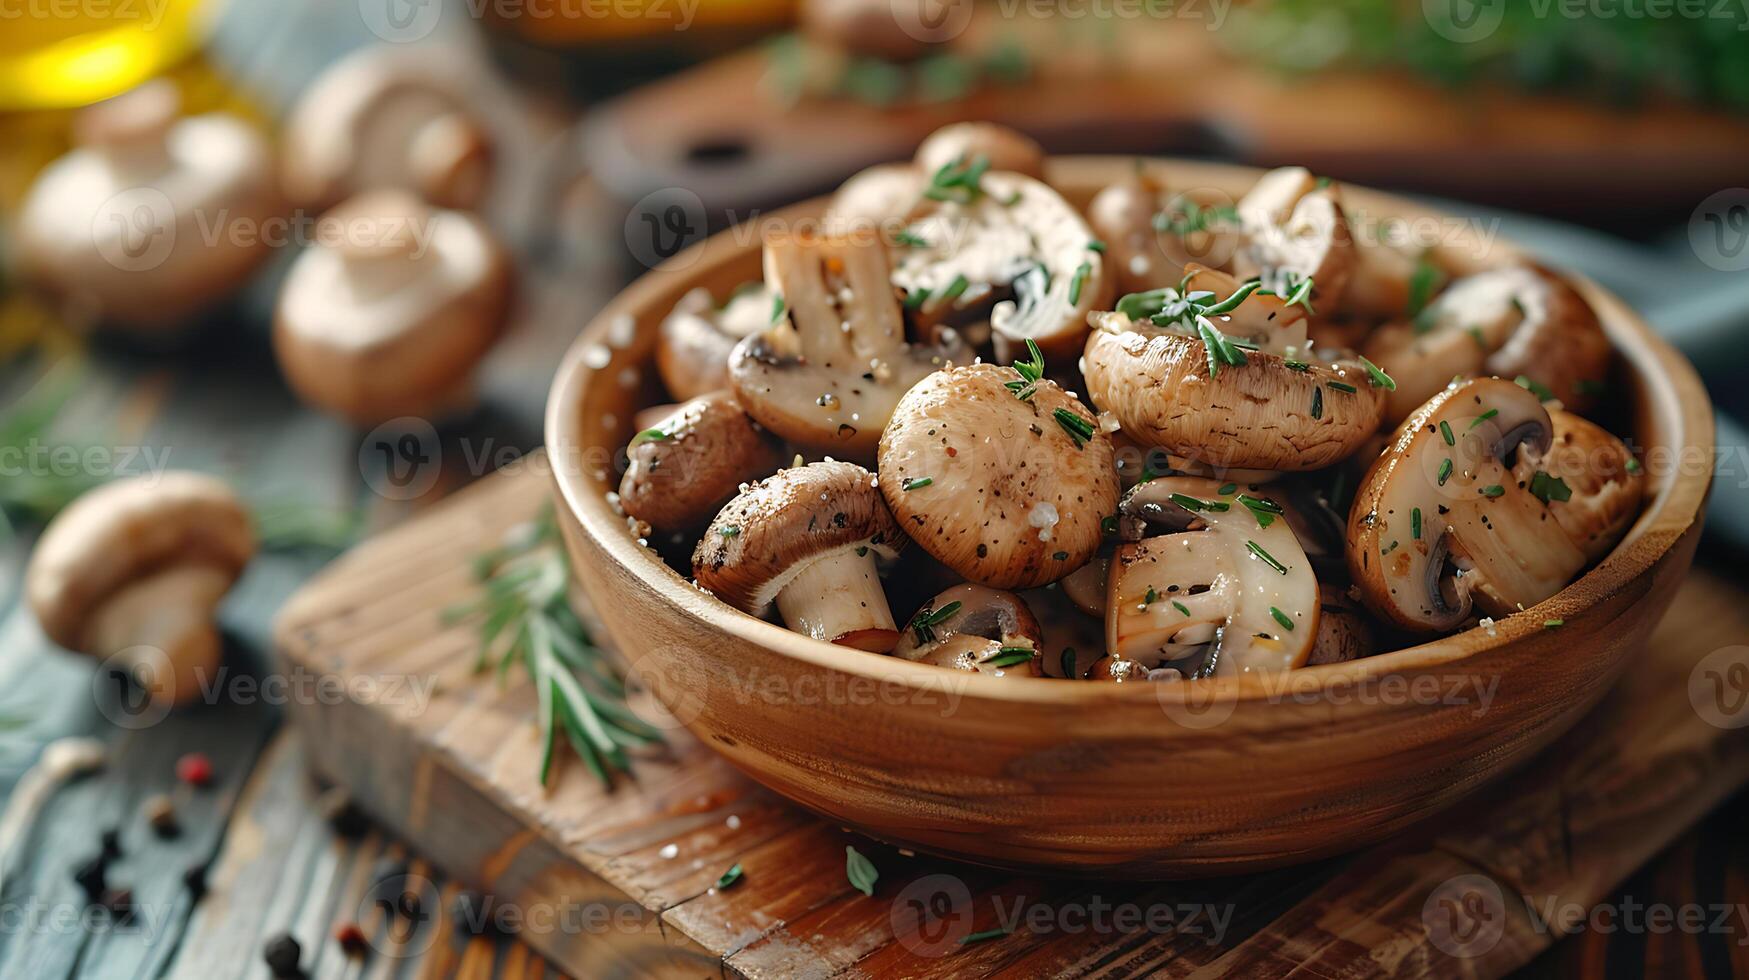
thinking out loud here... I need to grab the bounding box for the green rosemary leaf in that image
[846,846,880,897]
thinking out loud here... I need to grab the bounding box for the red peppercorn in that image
[334,922,368,956]
[176,753,213,787]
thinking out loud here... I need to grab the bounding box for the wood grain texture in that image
[544,157,1715,878]
[273,459,1749,979]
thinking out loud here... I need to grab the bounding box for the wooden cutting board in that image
[272,454,1749,978]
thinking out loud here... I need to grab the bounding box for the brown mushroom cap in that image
[915,123,1046,181]
[693,461,904,614]
[1088,176,1240,295]
[656,284,772,402]
[1083,287,1386,471]
[1347,377,1586,633]
[801,0,941,61]
[272,191,513,426]
[1361,265,1612,422]
[893,584,1045,676]
[1104,476,1319,675]
[15,81,279,332]
[1232,167,1355,311]
[1512,408,1645,562]
[27,472,255,654]
[729,231,964,458]
[281,46,494,212]
[878,363,1120,589]
[619,393,786,532]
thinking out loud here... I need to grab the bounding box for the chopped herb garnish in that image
[1359,356,1397,391]
[1515,375,1555,402]
[1326,380,1358,394]
[1411,507,1423,540]
[1060,647,1078,678]
[904,287,931,310]
[1196,317,1248,378]
[894,230,929,248]
[940,274,971,303]
[1529,470,1572,504]
[1217,482,1237,495]
[1246,540,1288,574]
[1480,484,1505,498]
[923,154,992,204]
[845,846,879,897]
[1625,457,1643,474]
[1069,261,1092,305]
[1143,586,1158,607]
[1172,600,1191,616]
[1238,493,1282,528]
[720,525,740,538]
[1052,550,1069,561]
[960,928,1009,945]
[715,864,744,890]
[1153,198,1238,237]
[901,476,933,491]
[1469,408,1499,430]
[1437,458,1453,486]
[1006,337,1047,401]
[1100,515,1119,535]
[1169,492,1230,513]
[1310,386,1323,420]
[1467,326,1487,348]
[1440,420,1455,446]
[1284,359,1311,372]
[1270,606,1295,632]
[1086,239,1107,253]
[982,648,1035,668]
[1053,407,1095,448]
[908,600,962,643]
[1405,254,1445,321]
[1543,619,1564,628]
[631,427,670,445]
[771,294,786,323]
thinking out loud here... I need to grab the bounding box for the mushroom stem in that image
[774,547,898,652]
[86,565,232,706]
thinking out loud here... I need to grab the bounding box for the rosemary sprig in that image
[1153,197,1239,237]
[1005,338,1046,401]
[447,509,663,787]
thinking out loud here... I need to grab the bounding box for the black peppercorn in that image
[73,854,108,900]
[182,862,209,902]
[262,933,302,978]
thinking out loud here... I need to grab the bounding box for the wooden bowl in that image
[545,158,1713,877]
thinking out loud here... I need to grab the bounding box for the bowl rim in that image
[546,155,1715,707]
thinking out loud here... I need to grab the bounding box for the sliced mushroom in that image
[272,191,513,426]
[1084,268,1386,471]
[915,123,1045,181]
[26,473,255,707]
[826,164,925,234]
[1511,408,1645,561]
[657,284,773,402]
[1105,476,1318,676]
[15,81,279,332]
[1361,265,1612,422]
[893,585,1045,677]
[694,461,906,652]
[891,168,1111,362]
[1088,174,1239,295]
[1347,377,1587,633]
[1059,557,1111,617]
[1232,167,1355,311]
[878,363,1120,589]
[729,231,964,458]
[1340,234,1431,320]
[619,393,786,531]
[282,46,494,212]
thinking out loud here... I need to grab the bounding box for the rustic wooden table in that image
[2,3,1748,978]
